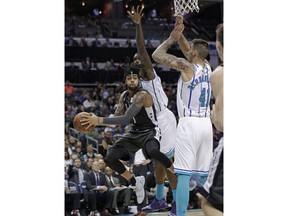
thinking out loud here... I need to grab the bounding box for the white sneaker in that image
[89,211,95,216]
[135,176,145,203]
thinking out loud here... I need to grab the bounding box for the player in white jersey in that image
[128,6,178,214]
[152,16,213,216]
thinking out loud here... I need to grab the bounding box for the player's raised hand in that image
[170,23,185,42]
[174,15,184,27]
[127,5,144,25]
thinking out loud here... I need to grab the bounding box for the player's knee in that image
[147,148,159,159]
[104,155,114,167]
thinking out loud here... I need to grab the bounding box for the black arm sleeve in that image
[102,103,141,125]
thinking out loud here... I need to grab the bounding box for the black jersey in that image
[122,87,158,131]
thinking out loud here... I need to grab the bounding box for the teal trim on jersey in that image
[175,168,209,175]
[165,147,175,158]
[174,168,191,175]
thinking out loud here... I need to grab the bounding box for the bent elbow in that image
[152,51,159,63]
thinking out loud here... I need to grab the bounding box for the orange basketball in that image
[73,112,94,134]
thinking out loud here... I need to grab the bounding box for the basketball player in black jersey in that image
[80,65,174,204]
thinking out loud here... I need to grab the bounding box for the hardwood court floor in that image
[148,209,204,216]
[118,209,204,216]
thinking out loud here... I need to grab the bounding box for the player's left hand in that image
[170,23,184,42]
[127,5,144,24]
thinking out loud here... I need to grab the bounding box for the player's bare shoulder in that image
[211,65,223,82]
[210,65,223,96]
[133,90,153,107]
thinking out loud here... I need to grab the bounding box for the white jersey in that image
[177,63,212,118]
[141,69,168,113]
[141,69,176,157]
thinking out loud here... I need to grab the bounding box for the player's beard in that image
[128,84,138,91]
[127,82,139,91]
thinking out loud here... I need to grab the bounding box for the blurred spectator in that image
[71,95,82,107]
[102,38,113,48]
[92,100,101,116]
[83,144,97,162]
[124,37,132,48]
[86,161,113,216]
[82,158,94,172]
[65,81,75,98]
[92,35,101,47]
[105,97,114,112]
[104,59,117,71]
[101,86,110,102]
[99,104,110,117]
[83,94,94,111]
[105,166,132,214]
[81,56,91,71]
[79,36,88,47]
[67,36,79,46]
[101,127,115,156]
[95,153,104,161]
[76,104,85,115]
[75,141,85,161]
[65,166,81,216]
[98,158,106,173]
[68,136,77,156]
[78,89,88,104]
[65,150,73,168]
[68,158,87,185]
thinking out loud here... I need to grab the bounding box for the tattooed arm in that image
[80,92,147,128]
[173,16,191,60]
[152,24,194,81]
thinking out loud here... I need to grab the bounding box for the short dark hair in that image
[122,65,141,79]
[191,39,210,59]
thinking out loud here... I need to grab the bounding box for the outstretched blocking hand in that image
[170,21,185,42]
[80,112,100,129]
[174,15,184,27]
[127,5,144,25]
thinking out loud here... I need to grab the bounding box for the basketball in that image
[73,112,94,134]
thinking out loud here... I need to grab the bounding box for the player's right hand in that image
[80,112,100,128]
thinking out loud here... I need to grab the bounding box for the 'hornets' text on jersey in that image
[177,63,212,118]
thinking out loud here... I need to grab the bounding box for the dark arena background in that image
[65,1,223,216]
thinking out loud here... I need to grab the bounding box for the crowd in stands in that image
[64,9,222,216]
[64,79,223,216]
[64,79,201,216]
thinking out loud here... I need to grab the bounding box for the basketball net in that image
[173,0,200,16]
